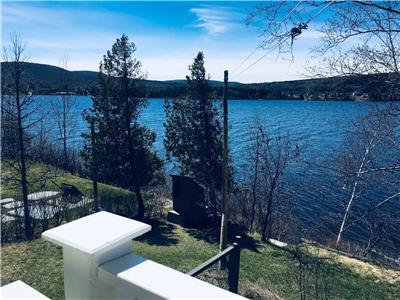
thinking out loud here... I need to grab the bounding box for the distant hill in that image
[1,62,398,100]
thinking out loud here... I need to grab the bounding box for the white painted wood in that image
[100,253,247,299]
[28,191,60,201]
[8,197,94,220]
[61,241,133,299]
[42,211,151,299]
[0,198,14,205]
[2,201,23,210]
[42,211,151,254]
[0,280,50,300]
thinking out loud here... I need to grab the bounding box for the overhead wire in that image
[231,37,288,80]
[230,0,335,80]
[230,0,305,75]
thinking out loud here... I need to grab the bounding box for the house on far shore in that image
[54,91,75,95]
[352,91,369,102]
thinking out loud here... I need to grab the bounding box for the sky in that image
[1,1,325,83]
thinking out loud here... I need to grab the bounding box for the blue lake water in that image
[39,96,400,255]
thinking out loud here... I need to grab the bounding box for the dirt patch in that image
[240,281,283,300]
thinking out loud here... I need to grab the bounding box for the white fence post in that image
[42,211,151,299]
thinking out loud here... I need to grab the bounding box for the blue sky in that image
[1,1,324,83]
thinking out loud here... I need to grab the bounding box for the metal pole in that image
[219,70,229,254]
[90,120,98,211]
[228,235,241,293]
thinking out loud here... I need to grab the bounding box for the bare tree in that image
[89,119,99,211]
[31,114,53,163]
[2,33,54,239]
[336,107,400,247]
[244,118,263,231]
[292,245,334,300]
[1,91,19,159]
[51,56,77,171]
[362,210,392,257]
[242,118,300,241]
[2,33,38,239]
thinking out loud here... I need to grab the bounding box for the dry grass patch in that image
[240,281,283,300]
[307,245,400,284]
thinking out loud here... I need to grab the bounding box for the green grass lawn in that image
[1,219,399,300]
[1,160,133,200]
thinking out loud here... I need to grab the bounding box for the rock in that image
[269,238,288,248]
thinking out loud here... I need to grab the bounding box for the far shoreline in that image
[30,94,399,102]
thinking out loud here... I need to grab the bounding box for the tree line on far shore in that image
[2,61,399,101]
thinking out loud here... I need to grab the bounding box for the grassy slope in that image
[1,221,399,300]
[1,160,133,201]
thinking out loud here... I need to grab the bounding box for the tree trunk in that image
[63,97,68,170]
[261,179,276,241]
[121,56,146,220]
[90,120,99,211]
[134,183,145,220]
[16,83,32,239]
[336,139,373,247]
[336,181,359,247]
[250,136,260,231]
[261,213,269,242]
[219,70,229,254]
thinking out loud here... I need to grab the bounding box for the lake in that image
[39,96,400,256]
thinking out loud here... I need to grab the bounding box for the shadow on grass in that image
[136,218,261,252]
[137,218,179,246]
[185,223,262,253]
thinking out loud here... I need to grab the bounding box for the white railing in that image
[0,280,50,299]
[41,211,246,299]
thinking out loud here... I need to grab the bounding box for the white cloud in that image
[298,29,323,40]
[139,52,315,84]
[190,6,244,36]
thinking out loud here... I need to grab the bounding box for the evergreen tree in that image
[82,34,163,219]
[164,51,226,212]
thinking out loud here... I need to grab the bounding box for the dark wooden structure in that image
[167,175,207,227]
[60,183,83,198]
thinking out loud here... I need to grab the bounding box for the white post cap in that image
[42,211,151,254]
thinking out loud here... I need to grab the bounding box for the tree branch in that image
[353,1,400,15]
